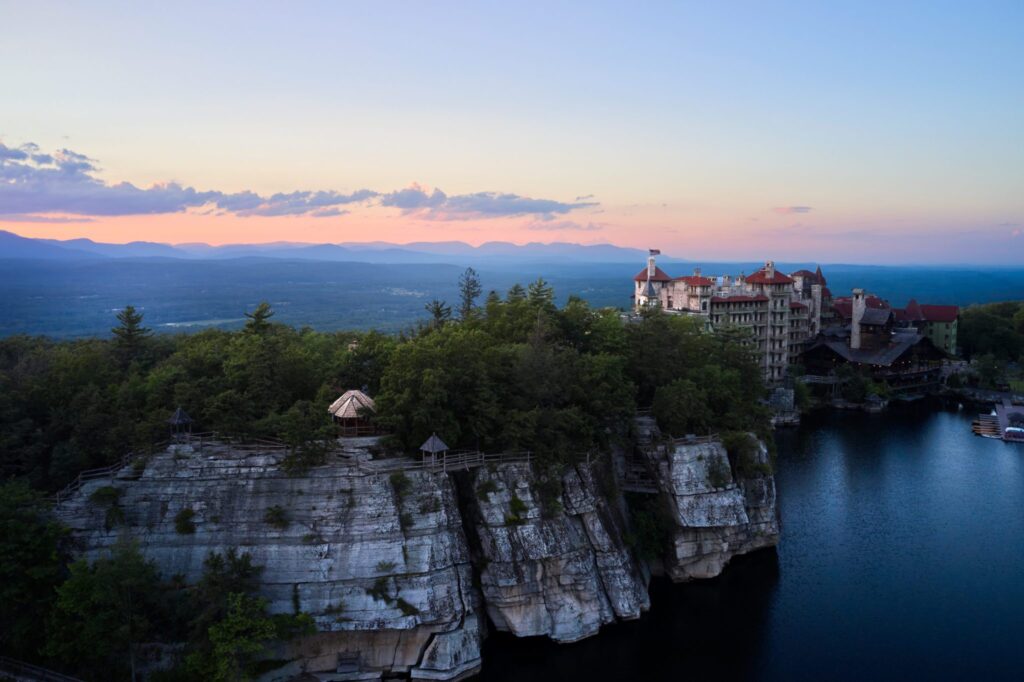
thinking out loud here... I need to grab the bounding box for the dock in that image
[972,398,1024,442]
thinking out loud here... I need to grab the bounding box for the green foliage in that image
[186,549,263,650]
[368,577,390,602]
[263,505,289,529]
[476,478,499,500]
[959,301,1023,362]
[111,305,152,364]
[628,311,769,437]
[625,492,673,560]
[45,538,170,681]
[89,485,126,530]
[505,493,529,525]
[389,471,412,499]
[399,512,414,531]
[0,481,69,660]
[458,267,483,320]
[793,379,811,410]
[244,301,275,335]
[89,485,122,507]
[975,353,1004,389]
[722,431,772,477]
[706,454,732,489]
[175,508,197,534]
[185,592,276,682]
[425,299,452,329]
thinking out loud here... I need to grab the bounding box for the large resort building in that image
[633,255,832,382]
[632,252,959,389]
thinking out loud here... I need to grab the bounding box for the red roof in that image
[633,266,673,283]
[903,299,924,322]
[833,295,889,319]
[675,275,714,287]
[711,295,769,304]
[789,301,808,309]
[822,287,832,299]
[920,304,959,323]
[744,268,794,285]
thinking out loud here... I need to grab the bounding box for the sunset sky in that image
[2,1,1022,263]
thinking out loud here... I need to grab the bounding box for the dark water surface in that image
[478,404,1024,681]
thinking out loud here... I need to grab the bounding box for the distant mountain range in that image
[0,230,685,265]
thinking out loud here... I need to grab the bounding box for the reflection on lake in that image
[478,403,1024,681]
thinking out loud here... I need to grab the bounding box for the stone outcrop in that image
[463,461,649,642]
[634,416,780,580]
[54,440,483,681]
[53,419,779,678]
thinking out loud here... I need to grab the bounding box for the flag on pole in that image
[649,249,661,256]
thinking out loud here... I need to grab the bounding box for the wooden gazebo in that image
[168,406,193,442]
[328,389,376,436]
[419,432,449,466]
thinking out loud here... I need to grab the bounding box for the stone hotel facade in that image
[633,255,832,382]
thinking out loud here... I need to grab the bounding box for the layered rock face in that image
[54,421,778,678]
[464,462,649,642]
[634,417,780,580]
[54,440,483,681]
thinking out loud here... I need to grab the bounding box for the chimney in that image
[647,255,656,278]
[765,260,776,279]
[851,288,865,350]
[811,283,822,335]
[693,266,702,277]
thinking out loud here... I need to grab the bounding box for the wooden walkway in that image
[52,432,293,504]
[52,434,541,504]
[0,656,83,682]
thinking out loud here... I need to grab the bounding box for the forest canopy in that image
[0,275,769,491]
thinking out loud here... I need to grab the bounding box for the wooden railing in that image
[0,655,84,682]
[672,433,719,445]
[358,449,534,474]
[51,432,293,505]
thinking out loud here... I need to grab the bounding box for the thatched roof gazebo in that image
[328,389,376,436]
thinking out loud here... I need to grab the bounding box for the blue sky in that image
[1,1,1022,263]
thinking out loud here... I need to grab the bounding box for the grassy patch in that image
[174,507,196,534]
[264,505,289,529]
[476,478,499,500]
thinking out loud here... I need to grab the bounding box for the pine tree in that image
[244,302,275,334]
[458,267,482,320]
[424,299,452,329]
[111,305,151,362]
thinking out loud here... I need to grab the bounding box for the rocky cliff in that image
[462,461,649,642]
[54,422,779,679]
[634,416,780,580]
[54,439,484,681]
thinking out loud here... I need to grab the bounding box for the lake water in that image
[478,402,1024,681]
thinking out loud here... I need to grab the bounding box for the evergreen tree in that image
[0,482,68,661]
[46,538,166,681]
[244,302,275,335]
[458,267,482,320]
[111,305,151,362]
[424,299,452,329]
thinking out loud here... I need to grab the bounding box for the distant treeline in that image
[0,271,770,493]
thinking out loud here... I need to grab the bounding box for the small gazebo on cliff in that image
[419,433,449,465]
[328,389,376,436]
[168,406,193,442]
